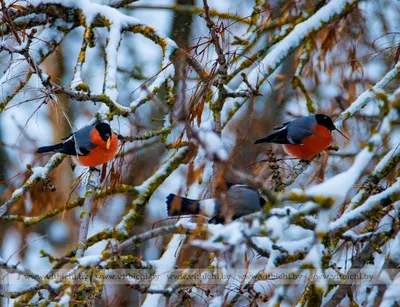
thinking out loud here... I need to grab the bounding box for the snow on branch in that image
[222,0,361,124]
[0,20,73,111]
[1,183,138,226]
[329,180,400,233]
[1,1,399,306]
[335,61,400,130]
[288,106,398,233]
[0,0,180,118]
[44,146,191,272]
[141,220,189,307]
[0,154,65,217]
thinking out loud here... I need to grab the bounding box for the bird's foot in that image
[88,181,99,190]
[299,159,311,165]
[89,166,101,174]
[87,167,101,189]
[326,145,339,152]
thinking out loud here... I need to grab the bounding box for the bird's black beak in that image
[333,126,350,141]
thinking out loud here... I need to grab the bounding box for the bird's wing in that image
[286,116,314,144]
[58,140,91,156]
[61,124,97,156]
[61,133,72,141]
[257,127,291,144]
[272,122,290,130]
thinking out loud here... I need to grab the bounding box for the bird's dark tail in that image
[254,136,273,144]
[166,194,200,216]
[37,143,63,153]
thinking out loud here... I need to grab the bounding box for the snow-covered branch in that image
[0,154,65,217]
[222,0,361,124]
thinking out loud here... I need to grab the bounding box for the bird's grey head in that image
[95,123,112,141]
[315,114,335,131]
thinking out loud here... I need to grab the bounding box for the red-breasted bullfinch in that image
[166,184,265,224]
[254,114,349,160]
[37,122,118,167]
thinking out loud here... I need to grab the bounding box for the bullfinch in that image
[254,114,349,160]
[166,184,265,224]
[37,122,118,167]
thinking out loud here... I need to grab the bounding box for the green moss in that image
[375,90,390,118]
[313,195,335,209]
[80,210,87,219]
[292,75,316,114]
[393,99,400,109]
[121,148,190,235]
[321,253,332,269]
[276,251,306,265]
[127,25,168,50]
[316,231,326,241]
[288,191,309,202]
[377,156,400,180]
[164,79,175,107]
[101,250,111,260]
[105,255,146,269]
[307,284,323,306]
[94,94,129,117]
[56,26,71,34]
[0,101,7,112]
[75,83,90,93]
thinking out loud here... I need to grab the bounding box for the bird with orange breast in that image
[254,114,349,160]
[37,122,118,167]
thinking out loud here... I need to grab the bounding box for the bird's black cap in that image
[95,123,112,141]
[315,114,335,131]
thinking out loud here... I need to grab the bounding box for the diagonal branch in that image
[0,154,65,217]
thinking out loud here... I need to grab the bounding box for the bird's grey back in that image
[287,115,315,144]
[67,124,97,152]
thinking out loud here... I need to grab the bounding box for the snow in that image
[1,0,399,305]
[266,216,287,241]
[129,56,175,110]
[208,296,223,307]
[303,244,326,291]
[278,236,313,254]
[10,187,23,199]
[330,179,400,231]
[308,148,373,204]
[49,280,62,291]
[141,219,188,307]
[24,0,178,117]
[78,254,102,267]
[389,232,400,263]
[375,145,400,174]
[222,0,360,124]
[58,291,71,306]
[0,19,72,104]
[199,198,218,217]
[335,62,400,130]
[196,128,229,161]
[104,26,121,103]
[380,277,400,307]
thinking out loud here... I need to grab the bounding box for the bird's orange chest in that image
[75,132,118,167]
[283,124,332,160]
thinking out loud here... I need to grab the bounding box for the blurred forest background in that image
[0,0,399,306]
